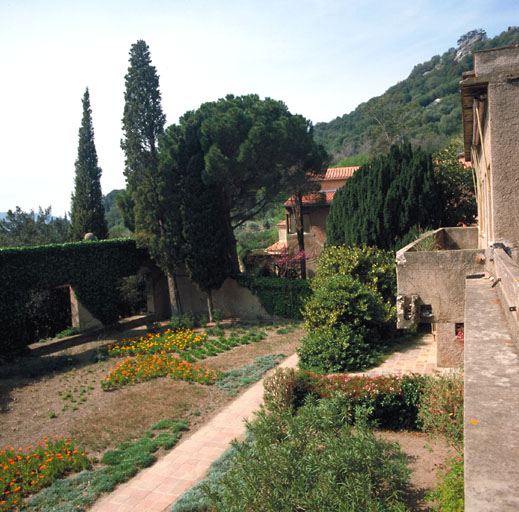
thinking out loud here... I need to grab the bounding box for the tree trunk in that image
[206,290,214,323]
[223,212,241,275]
[168,272,183,316]
[293,189,306,279]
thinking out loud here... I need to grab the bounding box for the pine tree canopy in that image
[70,88,107,240]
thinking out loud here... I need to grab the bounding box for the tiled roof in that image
[276,220,286,226]
[322,167,359,180]
[284,191,335,207]
[265,240,287,253]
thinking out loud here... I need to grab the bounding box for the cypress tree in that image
[121,40,184,314]
[181,152,231,321]
[327,144,441,249]
[70,88,108,240]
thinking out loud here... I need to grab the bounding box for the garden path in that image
[89,331,439,512]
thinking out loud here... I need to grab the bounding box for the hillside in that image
[315,27,519,163]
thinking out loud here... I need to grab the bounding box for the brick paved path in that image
[90,332,439,512]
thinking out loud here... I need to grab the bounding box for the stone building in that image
[266,166,358,275]
[397,45,519,510]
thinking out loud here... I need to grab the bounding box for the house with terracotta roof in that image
[266,166,359,274]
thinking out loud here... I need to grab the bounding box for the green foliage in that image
[70,88,108,241]
[418,372,464,448]
[180,151,232,314]
[433,136,477,226]
[264,368,426,431]
[235,202,285,253]
[121,40,185,295]
[263,367,319,413]
[170,313,206,330]
[55,326,80,339]
[299,246,398,373]
[314,27,519,162]
[201,399,410,512]
[427,454,464,511]
[300,275,392,373]
[114,189,135,233]
[0,239,147,357]
[313,245,396,303]
[237,274,311,319]
[0,206,69,248]
[327,144,441,250]
[334,153,370,167]
[103,189,132,238]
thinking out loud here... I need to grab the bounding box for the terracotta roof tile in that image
[265,240,287,253]
[322,166,359,180]
[284,191,335,207]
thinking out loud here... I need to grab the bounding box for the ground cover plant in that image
[23,419,189,512]
[426,454,464,512]
[0,437,90,511]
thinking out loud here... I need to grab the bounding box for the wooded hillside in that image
[315,27,519,163]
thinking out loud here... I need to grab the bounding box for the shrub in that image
[202,399,410,512]
[299,325,378,373]
[318,373,426,430]
[263,367,320,412]
[0,239,147,357]
[418,371,464,447]
[313,245,396,304]
[264,368,426,430]
[170,313,205,330]
[299,246,398,374]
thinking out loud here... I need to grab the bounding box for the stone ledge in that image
[464,277,519,511]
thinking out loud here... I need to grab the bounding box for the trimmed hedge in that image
[0,239,148,357]
[236,275,310,319]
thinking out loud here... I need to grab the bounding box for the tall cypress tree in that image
[327,144,440,249]
[121,40,184,314]
[70,88,108,240]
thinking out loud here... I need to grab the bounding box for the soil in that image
[0,320,455,511]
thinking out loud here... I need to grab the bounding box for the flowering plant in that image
[0,437,89,511]
[100,354,222,389]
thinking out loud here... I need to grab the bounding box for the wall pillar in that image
[434,321,464,367]
[69,287,103,332]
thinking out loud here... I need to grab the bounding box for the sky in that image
[0,0,517,216]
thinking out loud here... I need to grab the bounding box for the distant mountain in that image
[315,27,519,163]
[0,212,7,221]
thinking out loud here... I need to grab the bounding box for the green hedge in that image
[0,239,148,357]
[236,275,310,319]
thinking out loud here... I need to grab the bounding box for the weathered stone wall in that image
[473,47,519,261]
[172,268,273,320]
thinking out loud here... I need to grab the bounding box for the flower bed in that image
[106,329,207,357]
[0,437,90,511]
[100,354,222,389]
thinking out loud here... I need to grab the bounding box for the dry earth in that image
[0,321,453,510]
